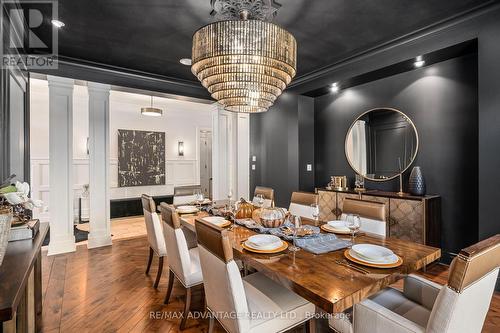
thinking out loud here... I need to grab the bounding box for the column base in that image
[47,235,76,256]
[87,231,112,249]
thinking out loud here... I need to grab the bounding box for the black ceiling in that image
[41,0,492,84]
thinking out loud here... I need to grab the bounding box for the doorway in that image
[199,130,212,198]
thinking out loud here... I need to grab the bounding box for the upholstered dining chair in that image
[194,218,316,333]
[159,203,203,330]
[341,198,386,236]
[252,186,275,208]
[173,185,202,205]
[329,234,500,333]
[141,194,167,288]
[288,191,319,225]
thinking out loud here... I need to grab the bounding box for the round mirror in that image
[345,108,418,181]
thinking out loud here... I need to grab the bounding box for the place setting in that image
[344,244,403,269]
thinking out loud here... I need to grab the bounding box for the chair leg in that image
[145,247,153,275]
[164,269,175,304]
[153,257,164,288]
[180,287,192,330]
[306,318,316,333]
[208,315,215,333]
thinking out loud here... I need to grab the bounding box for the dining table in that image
[178,208,441,314]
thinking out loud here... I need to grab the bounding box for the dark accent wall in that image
[250,94,314,207]
[315,54,478,260]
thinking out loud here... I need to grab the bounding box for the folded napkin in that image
[294,234,351,255]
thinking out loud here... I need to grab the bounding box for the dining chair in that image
[195,218,316,333]
[252,186,275,208]
[341,198,386,236]
[159,203,203,330]
[173,185,202,205]
[288,191,319,225]
[329,234,500,333]
[141,194,167,288]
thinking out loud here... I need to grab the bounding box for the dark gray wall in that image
[250,94,315,207]
[315,54,478,259]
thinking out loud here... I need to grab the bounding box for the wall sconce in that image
[178,141,184,156]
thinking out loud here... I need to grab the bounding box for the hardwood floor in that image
[41,234,499,332]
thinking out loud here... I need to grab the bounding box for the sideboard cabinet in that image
[317,188,441,247]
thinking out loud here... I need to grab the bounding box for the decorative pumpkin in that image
[235,198,255,219]
[258,207,287,228]
[251,208,262,223]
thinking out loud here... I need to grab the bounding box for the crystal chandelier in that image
[191,0,297,113]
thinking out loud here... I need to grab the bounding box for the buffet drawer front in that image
[389,198,424,244]
[318,190,336,221]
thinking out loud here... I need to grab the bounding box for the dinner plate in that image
[321,222,352,235]
[176,205,199,214]
[202,216,231,228]
[242,240,289,254]
[352,244,394,261]
[246,234,282,250]
[344,249,403,268]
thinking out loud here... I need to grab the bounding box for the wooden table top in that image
[180,212,441,313]
[0,222,49,321]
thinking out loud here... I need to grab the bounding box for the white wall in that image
[29,78,214,221]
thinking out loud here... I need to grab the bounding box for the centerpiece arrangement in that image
[0,176,43,265]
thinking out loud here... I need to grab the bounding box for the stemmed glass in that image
[310,203,320,224]
[346,214,361,247]
[255,194,265,207]
[194,189,204,209]
[288,215,302,252]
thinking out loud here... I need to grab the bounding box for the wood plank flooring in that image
[41,225,499,332]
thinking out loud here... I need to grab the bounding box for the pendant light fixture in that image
[141,96,163,117]
[191,0,297,113]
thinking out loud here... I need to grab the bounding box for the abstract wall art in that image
[118,129,165,187]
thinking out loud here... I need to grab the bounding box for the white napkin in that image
[327,220,350,232]
[246,235,282,250]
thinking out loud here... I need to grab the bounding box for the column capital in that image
[87,82,111,94]
[47,75,74,90]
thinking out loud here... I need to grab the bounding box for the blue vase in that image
[408,166,426,196]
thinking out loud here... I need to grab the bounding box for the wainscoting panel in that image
[30,158,199,222]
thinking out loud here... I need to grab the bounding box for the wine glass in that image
[255,194,265,207]
[289,215,302,252]
[347,214,361,247]
[310,203,320,224]
[194,189,204,209]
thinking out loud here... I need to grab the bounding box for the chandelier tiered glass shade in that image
[192,19,296,113]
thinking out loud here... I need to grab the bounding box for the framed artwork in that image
[118,129,165,187]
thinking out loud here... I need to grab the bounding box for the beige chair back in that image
[342,198,386,236]
[173,185,202,205]
[253,186,275,208]
[159,203,192,285]
[141,194,166,256]
[289,192,318,224]
[426,235,500,333]
[195,219,250,333]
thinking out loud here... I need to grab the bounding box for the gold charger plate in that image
[321,224,351,235]
[241,240,289,254]
[344,249,403,268]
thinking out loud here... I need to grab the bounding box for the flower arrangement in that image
[0,181,43,224]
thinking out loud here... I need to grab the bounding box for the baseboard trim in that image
[47,235,76,255]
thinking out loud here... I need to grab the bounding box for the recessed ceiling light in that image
[51,19,65,28]
[179,58,192,66]
[414,55,425,68]
[330,82,339,93]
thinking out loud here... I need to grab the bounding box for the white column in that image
[236,113,250,199]
[211,106,250,200]
[47,76,76,255]
[87,82,112,249]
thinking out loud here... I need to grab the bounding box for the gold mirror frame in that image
[344,107,419,182]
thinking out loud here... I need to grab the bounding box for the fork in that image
[335,259,370,274]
